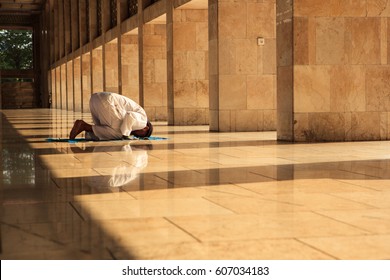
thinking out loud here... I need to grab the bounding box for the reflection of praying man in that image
[70,92,153,140]
[87,144,149,189]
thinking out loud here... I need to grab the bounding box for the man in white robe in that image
[69,92,153,140]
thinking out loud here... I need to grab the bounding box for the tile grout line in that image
[312,210,374,235]
[69,201,86,222]
[294,238,339,260]
[164,217,203,243]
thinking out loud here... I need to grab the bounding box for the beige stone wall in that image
[66,60,74,111]
[50,68,56,108]
[81,53,91,112]
[121,33,139,103]
[105,40,119,93]
[73,57,82,112]
[60,64,67,109]
[143,23,167,121]
[210,0,276,132]
[92,47,104,93]
[55,67,61,109]
[285,0,390,141]
[170,8,209,125]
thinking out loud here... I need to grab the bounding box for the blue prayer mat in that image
[46,136,167,143]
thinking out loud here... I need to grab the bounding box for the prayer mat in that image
[46,136,167,143]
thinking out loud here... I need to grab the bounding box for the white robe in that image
[89,92,148,140]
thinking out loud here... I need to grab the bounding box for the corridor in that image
[1,109,390,259]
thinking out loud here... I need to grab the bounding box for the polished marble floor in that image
[1,109,390,260]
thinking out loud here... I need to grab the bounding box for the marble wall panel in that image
[330,66,366,112]
[247,75,275,110]
[306,113,345,142]
[121,34,139,102]
[380,112,388,140]
[263,110,276,131]
[247,1,276,38]
[295,0,332,17]
[387,113,390,139]
[219,75,247,110]
[210,0,276,131]
[295,0,366,17]
[197,80,209,108]
[219,110,232,131]
[173,80,197,108]
[234,109,259,132]
[92,47,103,93]
[236,39,258,75]
[294,65,331,113]
[173,22,197,51]
[171,8,209,125]
[351,112,381,140]
[294,17,309,65]
[60,64,67,110]
[143,23,167,121]
[345,18,381,65]
[367,0,390,17]
[174,108,208,125]
[219,2,247,39]
[144,83,164,107]
[73,57,82,112]
[196,22,208,51]
[104,41,118,93]
[381,18,388,64]
[294,112,347,142]
[278,0,390,141]
[366,66,390,111]
[316,17,345,65]
[81,53,91,113]
[219,39,236,75]
[55,68,61,108]
[263,38,277,74]
[51,69,56,108]
[293,112,309,142]
[67,61,74,111]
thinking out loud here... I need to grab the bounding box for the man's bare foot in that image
[69,120,85,139]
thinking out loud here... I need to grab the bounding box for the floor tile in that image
[300,235,390,259]
[112,239,334,260]
[72,198,234,220]
[168,213,368,242]
[317,209,390,234]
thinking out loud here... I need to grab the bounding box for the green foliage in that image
[0,29,33,70]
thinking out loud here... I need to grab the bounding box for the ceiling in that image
[0,0,46,27]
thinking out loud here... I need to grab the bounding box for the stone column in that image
[276,0,293,141]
